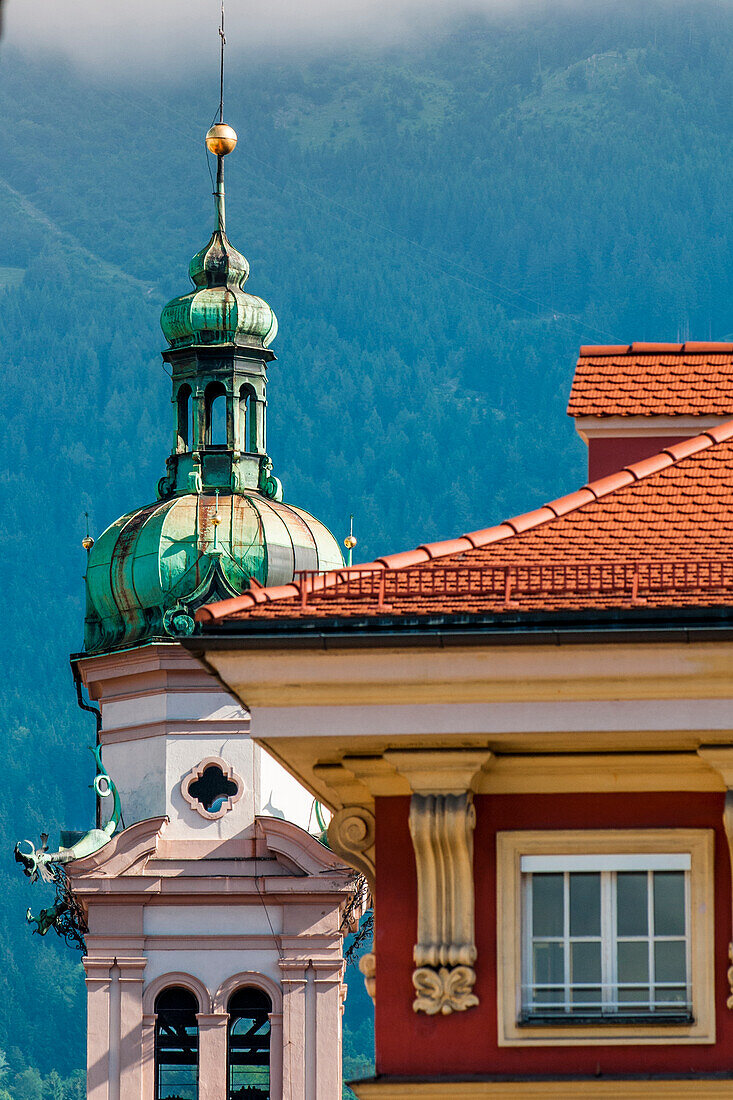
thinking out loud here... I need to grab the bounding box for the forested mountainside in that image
[1,1,733,1093]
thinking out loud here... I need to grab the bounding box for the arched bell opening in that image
[204,381,228,447]
[176,384,193,453]
[227,987,271,1100]
[154,986,199,1100]
[239,384,257,453]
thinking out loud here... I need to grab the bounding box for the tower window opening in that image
[176,385,192,452]
[205,382,228,446]
[155,987,199,1100]
[227,987,271,1100]
[239,386,256,452]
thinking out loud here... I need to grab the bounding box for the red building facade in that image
[188,343,733,1096]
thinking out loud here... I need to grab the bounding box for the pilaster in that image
[84,957,115,1100]
[141,1015,155,1100]
[268,1011,284,1100]
[118,957,147,1100]
[280,959,308,1100]
[312,960,344,1099]
[196,1014,228,1100]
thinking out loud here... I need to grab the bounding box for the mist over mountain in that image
[1,2,733,1093]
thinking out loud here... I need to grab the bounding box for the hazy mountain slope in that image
[0,2,732,1088]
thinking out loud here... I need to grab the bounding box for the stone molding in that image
[142,970,212,1013]
[213,970,283,1014]
[256,815,349,878]
[68,816,167,879]
[181,756,244,820]
[350,1081,733,1098]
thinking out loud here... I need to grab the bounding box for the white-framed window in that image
[496,830,715,1047]
[521,853,691,1022]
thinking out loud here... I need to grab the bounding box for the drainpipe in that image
[72,660,103,829]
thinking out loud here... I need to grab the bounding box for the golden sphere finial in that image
[82,535,95,552]
[344,535,357,550]
[206,122,238,156]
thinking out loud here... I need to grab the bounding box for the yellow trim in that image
[477,753,723,794]
[208,642,733,709]
[349,1082,733,1098]
[496,830,715,1047]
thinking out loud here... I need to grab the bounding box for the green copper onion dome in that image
[83,118,342,655]
[84,492,342,652]
[160,229,278,350]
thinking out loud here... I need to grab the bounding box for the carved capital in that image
[358,951,376,1004]
[412,965,478,1015]
[327,806,375,896]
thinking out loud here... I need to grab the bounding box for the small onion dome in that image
[83,491,343,654]
[206,122,238,156]
[160,230,278,350]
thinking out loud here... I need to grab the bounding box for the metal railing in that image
[291,561,733,611]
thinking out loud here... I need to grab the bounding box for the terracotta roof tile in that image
[568,342,733,418]
[196,421,733,624]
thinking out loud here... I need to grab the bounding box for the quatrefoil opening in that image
[181,757,244,820]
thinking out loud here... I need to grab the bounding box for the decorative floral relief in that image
[181,757,243,820]
[412,965,479,1016]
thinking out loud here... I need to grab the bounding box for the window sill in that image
[519,1014,694,1028]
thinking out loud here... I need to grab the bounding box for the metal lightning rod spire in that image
[218,1,225,124]
[205,2,237,235]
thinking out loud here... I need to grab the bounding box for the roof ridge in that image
[195,419,733,622]
[578,341,733,357]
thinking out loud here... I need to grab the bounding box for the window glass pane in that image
[618,986,650,1007]
[532,874,563,937]
[570,941,601,984]
[569,873,601,936]
[618,940,649,984]
[616,872,649,936]
[659,986,688,1008]
[655,940,687,984]
[533,987,565,1008]
[653,872,685,937]
[533,940,564,986]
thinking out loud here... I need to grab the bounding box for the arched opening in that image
[205,381,228,447]
[227,987,271,1100]
[239,386,256,452]
[176,385,192,453]
[155,987,199,1100]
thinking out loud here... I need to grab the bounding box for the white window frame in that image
[496,830,715,1047]
[521,855,691,1020]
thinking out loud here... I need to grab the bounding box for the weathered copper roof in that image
[85,491,342,652]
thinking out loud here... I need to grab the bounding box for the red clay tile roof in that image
[196,421,733,622]
[567,342,733,418]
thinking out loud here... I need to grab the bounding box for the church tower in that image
[16,79,355,1100]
